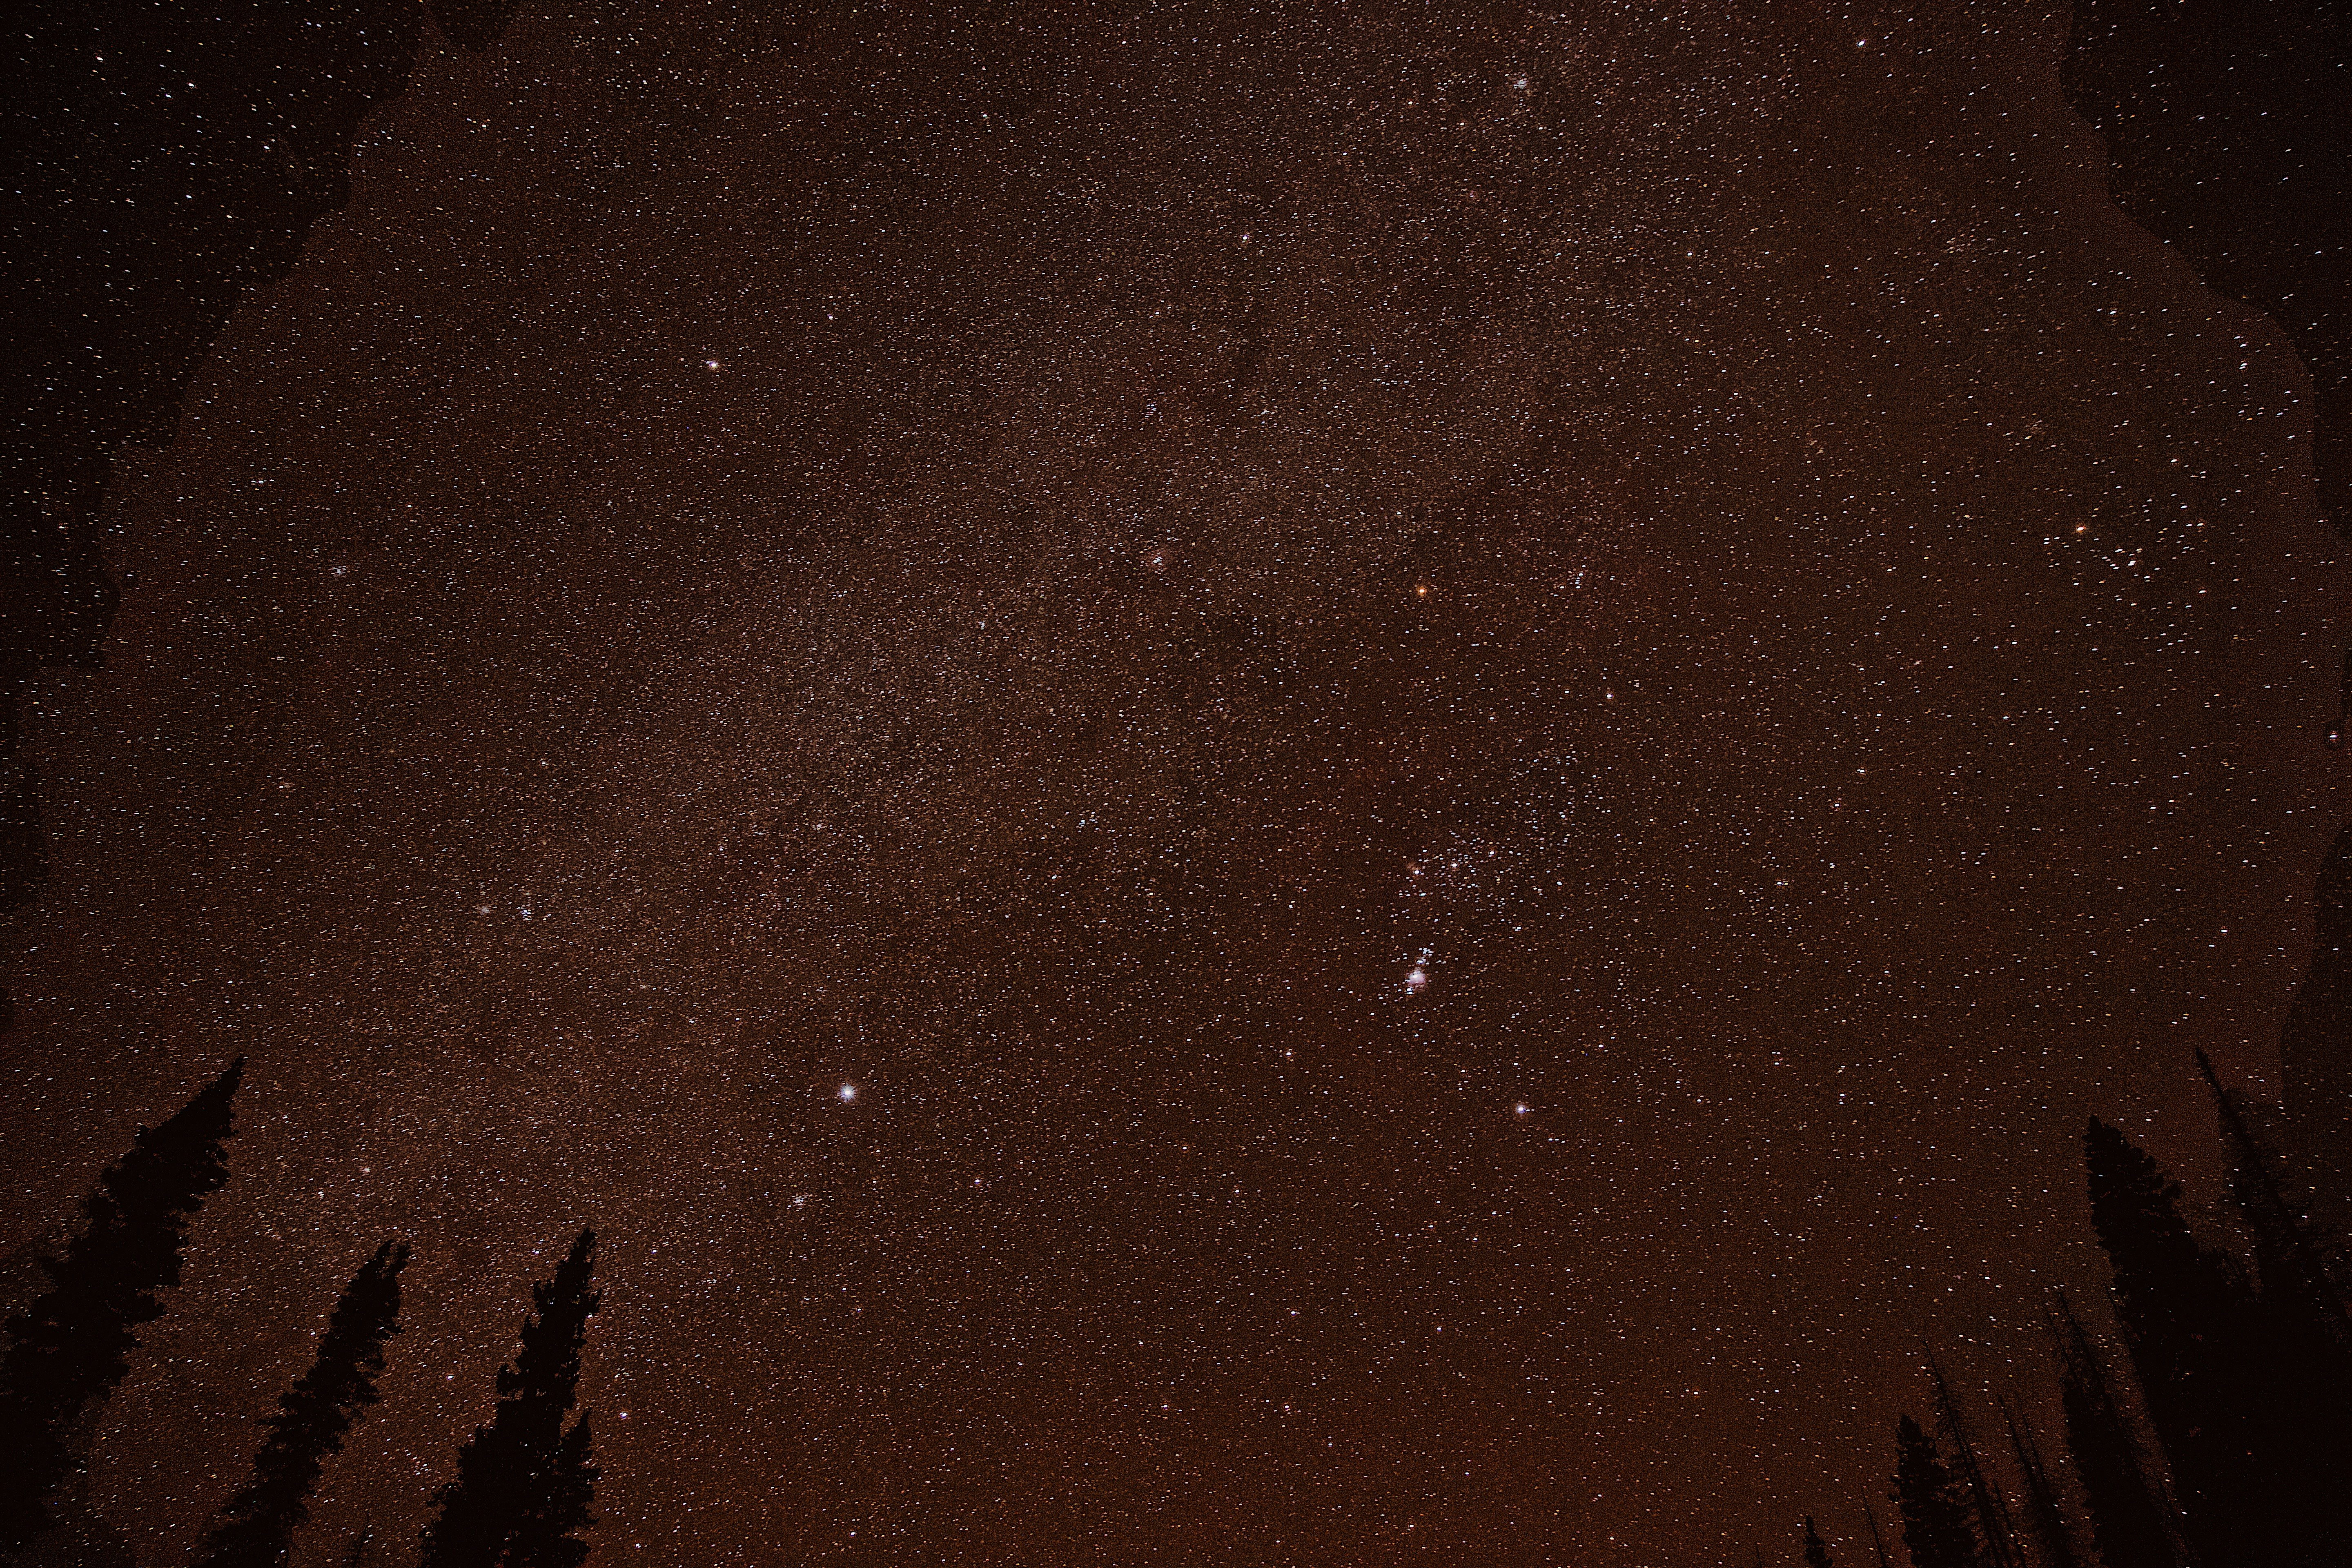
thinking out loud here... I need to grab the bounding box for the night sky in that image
[3,2,2348,1565]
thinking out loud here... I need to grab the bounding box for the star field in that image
[2,3,2345,1566]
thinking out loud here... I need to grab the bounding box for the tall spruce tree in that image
[1804,1516,1834,1568]
[1892,1414,1982,1568]
[0,1058,243,1549]
[505,1411,595,1568]
[196,1240,410,1568]
[2196,1052,2350,1341]
[2051,1298,2178,1568]
[1925,1359,2020,1568]
[2279,824,2352,1227]
[1998,1407,2080,1568]
[2194,1057,2352,1560]
[2083,1117,2279,1568]
[419,1228,599,1568]
[2225,1084,2352,1302]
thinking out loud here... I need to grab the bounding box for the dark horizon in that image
[3,2,2347,1564]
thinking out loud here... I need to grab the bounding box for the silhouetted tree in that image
[2197,1052,2350,1343]
[1926,1358,2020,1568]
[1999,1406,2080,1568]
[2085,1116,2296,1567]
[2220,1079,2352,1307]
[2194,1057,2352,1559]
[2279,820,2352,1198]
[0,1059,243,1548]
[1893,1414,1982,1568]
[506,1411,595,1568]
[196,1240,410,1568]
[1864,1501,1896,1568]
[420,1229,599,1568]
[2051,1298,2178,1568]
[1805,1516,1834,1568]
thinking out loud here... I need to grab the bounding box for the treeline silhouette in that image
[0,1061,598,1568]
[7,1050,2346,1567]
[1800,1051,2352,1568]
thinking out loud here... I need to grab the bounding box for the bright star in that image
[838,1083,857,1101]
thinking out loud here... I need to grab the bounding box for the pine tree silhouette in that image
[2279,824,2352,1192]
[196,1240,410,1568]
[1893,1414,1983,1568]
[1863,1501,1896,1568]
[2196,1051,2350,1341]
[420,1228,599,1568]
[1804,1515,1834,1568]
[2192,1056,2352,1561]
[2051,1297,2178,1568]
[0,1058,243,1549]
[2083,1116,2278,1567]
[508,1408,597,1568]
[1924,1358,2020,1568]
[1998,1405,2080,1568]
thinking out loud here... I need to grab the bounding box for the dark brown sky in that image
[3,2,2346,1564]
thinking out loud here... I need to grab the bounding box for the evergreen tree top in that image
[0,1057,245,1551]
[2084,1121,2221,1284]
[499,1229,599,1411]
[420,1227,601,1568]
[198,1238,410,1568]
[2082,1116,2252,1349]
[1892,1414,1982,1568]
[279,1239,409,1433]
[2194,1049,2352,1337]
[99,1056,243,1242]
[79,1056,245,1314]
